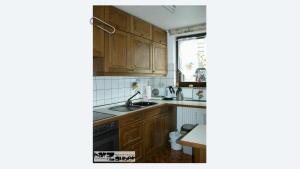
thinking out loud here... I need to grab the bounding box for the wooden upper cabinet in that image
[93,6,105,58]
[93,6,168,76]
[131,16,152,40]
[105,6,131,32]
[105,30,131,72]
[131,36,152,73]
[152,42,167,74]
[152,26,167,44]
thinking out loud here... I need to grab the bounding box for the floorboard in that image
[144,146,192,163]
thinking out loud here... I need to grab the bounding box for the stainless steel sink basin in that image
[132,101,158,107]
[108,102,158,112]
[108,105,142,112]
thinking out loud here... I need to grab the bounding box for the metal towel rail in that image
[90,16,116,34]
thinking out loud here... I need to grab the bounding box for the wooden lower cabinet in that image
[119,106,176,162]
[119,121,143,148]
[160,112,172,146]
[122,141,144,162]
[144,115,161,155]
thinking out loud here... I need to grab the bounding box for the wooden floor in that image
[144,146,192,163]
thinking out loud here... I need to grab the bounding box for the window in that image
[176,33,206,87]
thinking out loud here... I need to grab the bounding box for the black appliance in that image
[93,121,119,151]
[93,111,116,121]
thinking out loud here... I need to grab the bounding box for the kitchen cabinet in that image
[131,36,152,74]
[98,105,177,162]
[144,114,161,155]
[131,16,152,40]
[105,30,131,73]
[152,42,167,74]
[93,5,168,76]
[93,6,105,58]
[105,6,131,32]
[160,112,172,146]
[122,141,144,162]
[93,6,105,75]
[119,113,144,162]
[152,26,167,44]
[143,107,176,157]
[119,121,143,148]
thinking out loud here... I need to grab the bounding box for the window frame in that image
[176,33,207,87]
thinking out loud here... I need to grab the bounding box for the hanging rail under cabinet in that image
[90,16,116,34]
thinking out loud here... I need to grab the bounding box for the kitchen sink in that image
[108,102,158,112]
[132,101,158,107]
[109,105,142,112]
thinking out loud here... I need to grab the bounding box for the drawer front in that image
[143,108,160,120]
[119,113,143,127]
[122,141,143,162]
[120,122,143,148]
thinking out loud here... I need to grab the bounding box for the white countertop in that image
[180,124,206,148]
[93,98,206,122]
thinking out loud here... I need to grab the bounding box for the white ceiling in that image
[115,5,206,30]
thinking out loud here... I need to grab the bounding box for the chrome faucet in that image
[125,91,141,107]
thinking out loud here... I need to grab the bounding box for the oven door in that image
[93,126,119,151]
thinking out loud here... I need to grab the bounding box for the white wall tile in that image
[104,98,111,104]
[96,79,104,90]
[167,78,174,87]
[96,100,104,106]
[111,89,119,98]
[111,98,118,103]
[182,88,193,98]
[118,79,125,88]
[111,80,119,89]
[125,79,131,88]
[104,79,112,89]
[97,90,104,100]
[104,89,111,99]
[124,88,131,97]
[93,91,97,101]
[117,88,124,98]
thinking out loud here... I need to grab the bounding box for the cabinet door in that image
[160,112,172,146]
[152,42,167,74]
[105,6,130,32]
[119,122,143,148]
[93,6,105,75]
[122,142,144,162]
[152,26,167,44]
[131,16,152,40]
[144,115,161,155]
[105,30,131,72]
[93,6,105,58]
[131,36,152,73]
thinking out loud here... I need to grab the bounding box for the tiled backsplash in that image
[93,64,175,107]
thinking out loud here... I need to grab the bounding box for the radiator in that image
[176,107,206,130]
